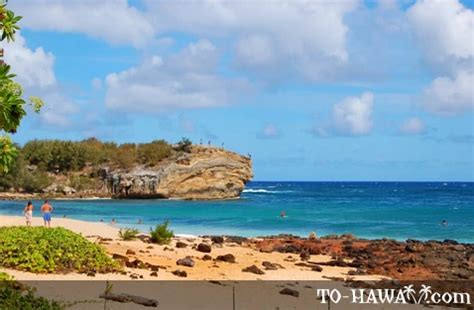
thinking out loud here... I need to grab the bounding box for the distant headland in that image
[0,138,253,200]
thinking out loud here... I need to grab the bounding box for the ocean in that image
[0,181,473,243]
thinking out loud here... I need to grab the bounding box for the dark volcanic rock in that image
[262,261,281,270]
[279,288,299,297]
[202,254,213,261]
[150,271,158,277]
[211,236,224,244]
[126,259,147,269]
[216,254,236,263]
[176,256,195,267]
[172,270,187,277]
[126,249,136,255]
[311,265,323,272]
[197,243,212,253]
[300,250,310,261]
[225,236,247,245]
[242,265,265,275]
[176,241,188,248]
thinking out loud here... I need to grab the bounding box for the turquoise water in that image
[0,182,473,243]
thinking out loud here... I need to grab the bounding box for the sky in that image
[1,0,473,181]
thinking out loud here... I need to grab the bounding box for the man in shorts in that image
[41,200,53,227]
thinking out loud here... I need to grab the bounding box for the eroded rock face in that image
[103,146,253,200]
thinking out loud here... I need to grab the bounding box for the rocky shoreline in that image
[254,234,474,281]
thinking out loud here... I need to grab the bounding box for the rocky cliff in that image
[101,146,253,200]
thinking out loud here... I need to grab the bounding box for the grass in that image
[118,228,140,241]
[150,221,174,245]
[0,226,120,273]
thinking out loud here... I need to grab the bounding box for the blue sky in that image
[2,0,473,181]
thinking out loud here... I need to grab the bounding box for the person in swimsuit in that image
[41,200,53,227]
[23,201,33,226]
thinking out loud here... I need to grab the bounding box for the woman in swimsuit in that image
[24,201,33,226]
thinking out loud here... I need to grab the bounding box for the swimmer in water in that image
[280,210,286,218]
[441,220,448,226]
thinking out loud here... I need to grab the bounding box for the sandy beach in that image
[0,215,387,282]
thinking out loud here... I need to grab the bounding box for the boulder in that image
[262,261,281,270]
[216,254,236,263]
[176,241,188,248]
[242,265,265,275]
[211,236,224,244]
[197,243,212,253]
[300,250,310,261]
[126,249,136,255]
[176,256,195,267]
[172,270,187,277]
[202,254,213,261]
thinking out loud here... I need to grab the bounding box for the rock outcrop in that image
[102,146,252,200]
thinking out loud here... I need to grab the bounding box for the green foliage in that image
[115,143,137,169]
[137,140,172,166]
[118,228,140,241]
[0,4,21,42]
[150,221,174,245]
[0,281,64,310]
[0,135,17,173]
[0,226,120,273]
[175,138,192,153]
[22,140,86,172]
[0,153,52,192]
[0,3,44,173]
[68,175,97,191]
[0,138,174,192]
[0,272,12,281]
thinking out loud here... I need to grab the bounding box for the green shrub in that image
[175,138,192,153]
[0,226,120,273]
[118,228,140,241]
[0,281,64,310]
[137,140,172,166]
[150,221,174,245]
[68,175,98,191]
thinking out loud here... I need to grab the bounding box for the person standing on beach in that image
[23,201,33,226]
[41,200,53,227]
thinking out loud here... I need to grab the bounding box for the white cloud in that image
[422,71,474,116]
[144,0,357,81]
[11,0,154,48]
[314,92,375,136]
[399,117,425,135]
[104,40,250,113]
[332,92,374,136]
[1,33,55,88]
[407,0,473,74]
[1,33,79,128]
[407,0,474,116]
[257,123,282,139]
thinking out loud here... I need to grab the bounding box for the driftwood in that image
[99,293,158,307]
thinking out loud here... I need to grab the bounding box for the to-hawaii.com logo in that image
[317,284,471,305]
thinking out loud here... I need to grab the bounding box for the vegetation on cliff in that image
[0,137,188,192]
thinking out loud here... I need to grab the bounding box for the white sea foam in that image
[243,189,277,193]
